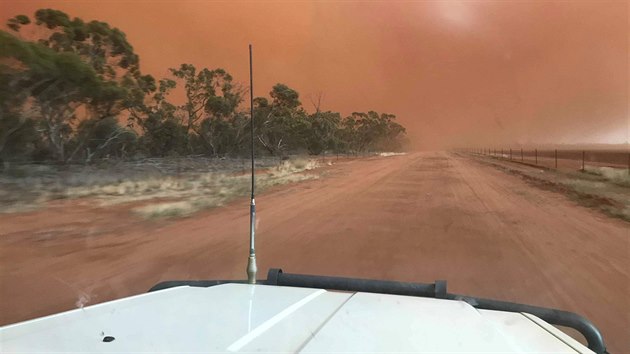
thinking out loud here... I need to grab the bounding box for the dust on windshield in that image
[0,1,628,353]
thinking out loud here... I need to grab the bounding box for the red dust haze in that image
[2,1,628,149]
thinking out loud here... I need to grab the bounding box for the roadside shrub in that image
[584,166,630,187]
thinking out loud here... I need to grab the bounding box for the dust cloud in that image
[3,1,628,149]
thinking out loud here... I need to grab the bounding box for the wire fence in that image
[459,148,630,173]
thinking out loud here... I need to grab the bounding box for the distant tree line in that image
[1,9,407,165]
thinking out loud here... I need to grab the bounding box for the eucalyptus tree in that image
[5,9,153,162]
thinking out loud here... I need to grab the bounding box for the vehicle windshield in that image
[0,1,627,353]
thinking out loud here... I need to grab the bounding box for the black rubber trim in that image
[265,268,445,298]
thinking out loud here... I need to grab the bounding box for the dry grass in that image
[562,179,607,191]
[133,161,318,219]
[378,152,407,157]
[0,157,320,217]
[583,165,630,187]
[474,155,630,222]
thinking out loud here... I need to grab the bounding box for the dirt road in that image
[1,152,628,352]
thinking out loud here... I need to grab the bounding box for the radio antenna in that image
[246,44,257,284]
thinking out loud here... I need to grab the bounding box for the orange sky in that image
[2,1,628,149]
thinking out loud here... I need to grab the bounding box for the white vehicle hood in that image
[0,283,592,353]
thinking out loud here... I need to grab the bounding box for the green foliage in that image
[168,64,245,155]
[129,78,186,157]
[253,84,309,156]
[73,117,137,161]
[305,111,341,155]
[29,9,140,79]
[1,30,103,162]
[1,8,408,165]
[1,8,151,163]
[0,112,39,162]
[6,15,30,31]
[270,83,301,109]
[140,117,188,157]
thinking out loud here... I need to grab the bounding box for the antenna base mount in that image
[247,255,257,284]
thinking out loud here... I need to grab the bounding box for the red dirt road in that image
[1,152,628,352]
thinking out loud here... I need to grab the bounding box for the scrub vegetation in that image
[1,8,408,217]
[133,159,319,219]
[472,155,630,222]
[0,156,320,216]
[582,166,630,187]
[1,9,408,167]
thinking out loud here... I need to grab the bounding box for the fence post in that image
[555,149,557,169]
[582,150,585,171]
[521,148,523,161]
[535,149,537,165]
[510,148,512,160]
[501,148,503,159]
